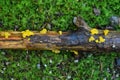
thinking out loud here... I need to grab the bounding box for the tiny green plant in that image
[0,0,120,79]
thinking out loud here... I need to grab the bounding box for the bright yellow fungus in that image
[1,32,11,38]
[89,36,95,42]
[40,28,47,34]
[99,36,105,43]
[28,38,30,40]
[58,31,62,35]
[90,28,99,35]
[104,29,109,36]
[71,50,78,55]
[52,50,60,54]
[95,39,99,43]
[22,30,34,38]
[95,36,105,43]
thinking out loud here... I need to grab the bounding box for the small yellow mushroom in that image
[26,30,34,36]
[22,30,34,38]
[58,31,62,35]
[95,39,99,43]
[22,33,27,38]
[90,28,99,35]
[95,36,105,43]
[52,49,60,54]
[28,38,30,40]
[99,36,105,43]
[71,50,78,55]
[1,32,11,38]
[89,36,95,42]
[104,29,109,36]
[40,28,47,34]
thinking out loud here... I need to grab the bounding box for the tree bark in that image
[0,17,120,52]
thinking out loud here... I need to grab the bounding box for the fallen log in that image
[0,17,120,53]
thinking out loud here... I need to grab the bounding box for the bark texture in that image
[0,17,120,52]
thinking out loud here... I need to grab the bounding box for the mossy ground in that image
[0,0,120,79]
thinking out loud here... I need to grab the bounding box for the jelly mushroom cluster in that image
[1,32,11,38]
[89,28,109,43]
[22,30,34,38]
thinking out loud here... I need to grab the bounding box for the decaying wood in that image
[0,17,120,52]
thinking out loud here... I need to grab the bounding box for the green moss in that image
[0,0,120,79]
[0,0,119,30]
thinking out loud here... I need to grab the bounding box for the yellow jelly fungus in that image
[99,36,105,43]
[71,50,78,55]
[28,38,30,40]
[89,36,95,42]
[104,29,109,36]
[90,28,99,35]
[22,30,34,38]
[58,31,62,35]
[1,32,11,38]
[95,39,99,43]
[40,28,47,34]
[52,50,60,54]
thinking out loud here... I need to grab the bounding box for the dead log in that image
[0,17,120,52]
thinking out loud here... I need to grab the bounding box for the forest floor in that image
[0,0,120,79]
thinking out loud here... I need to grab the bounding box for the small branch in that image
[0,17,119,53]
